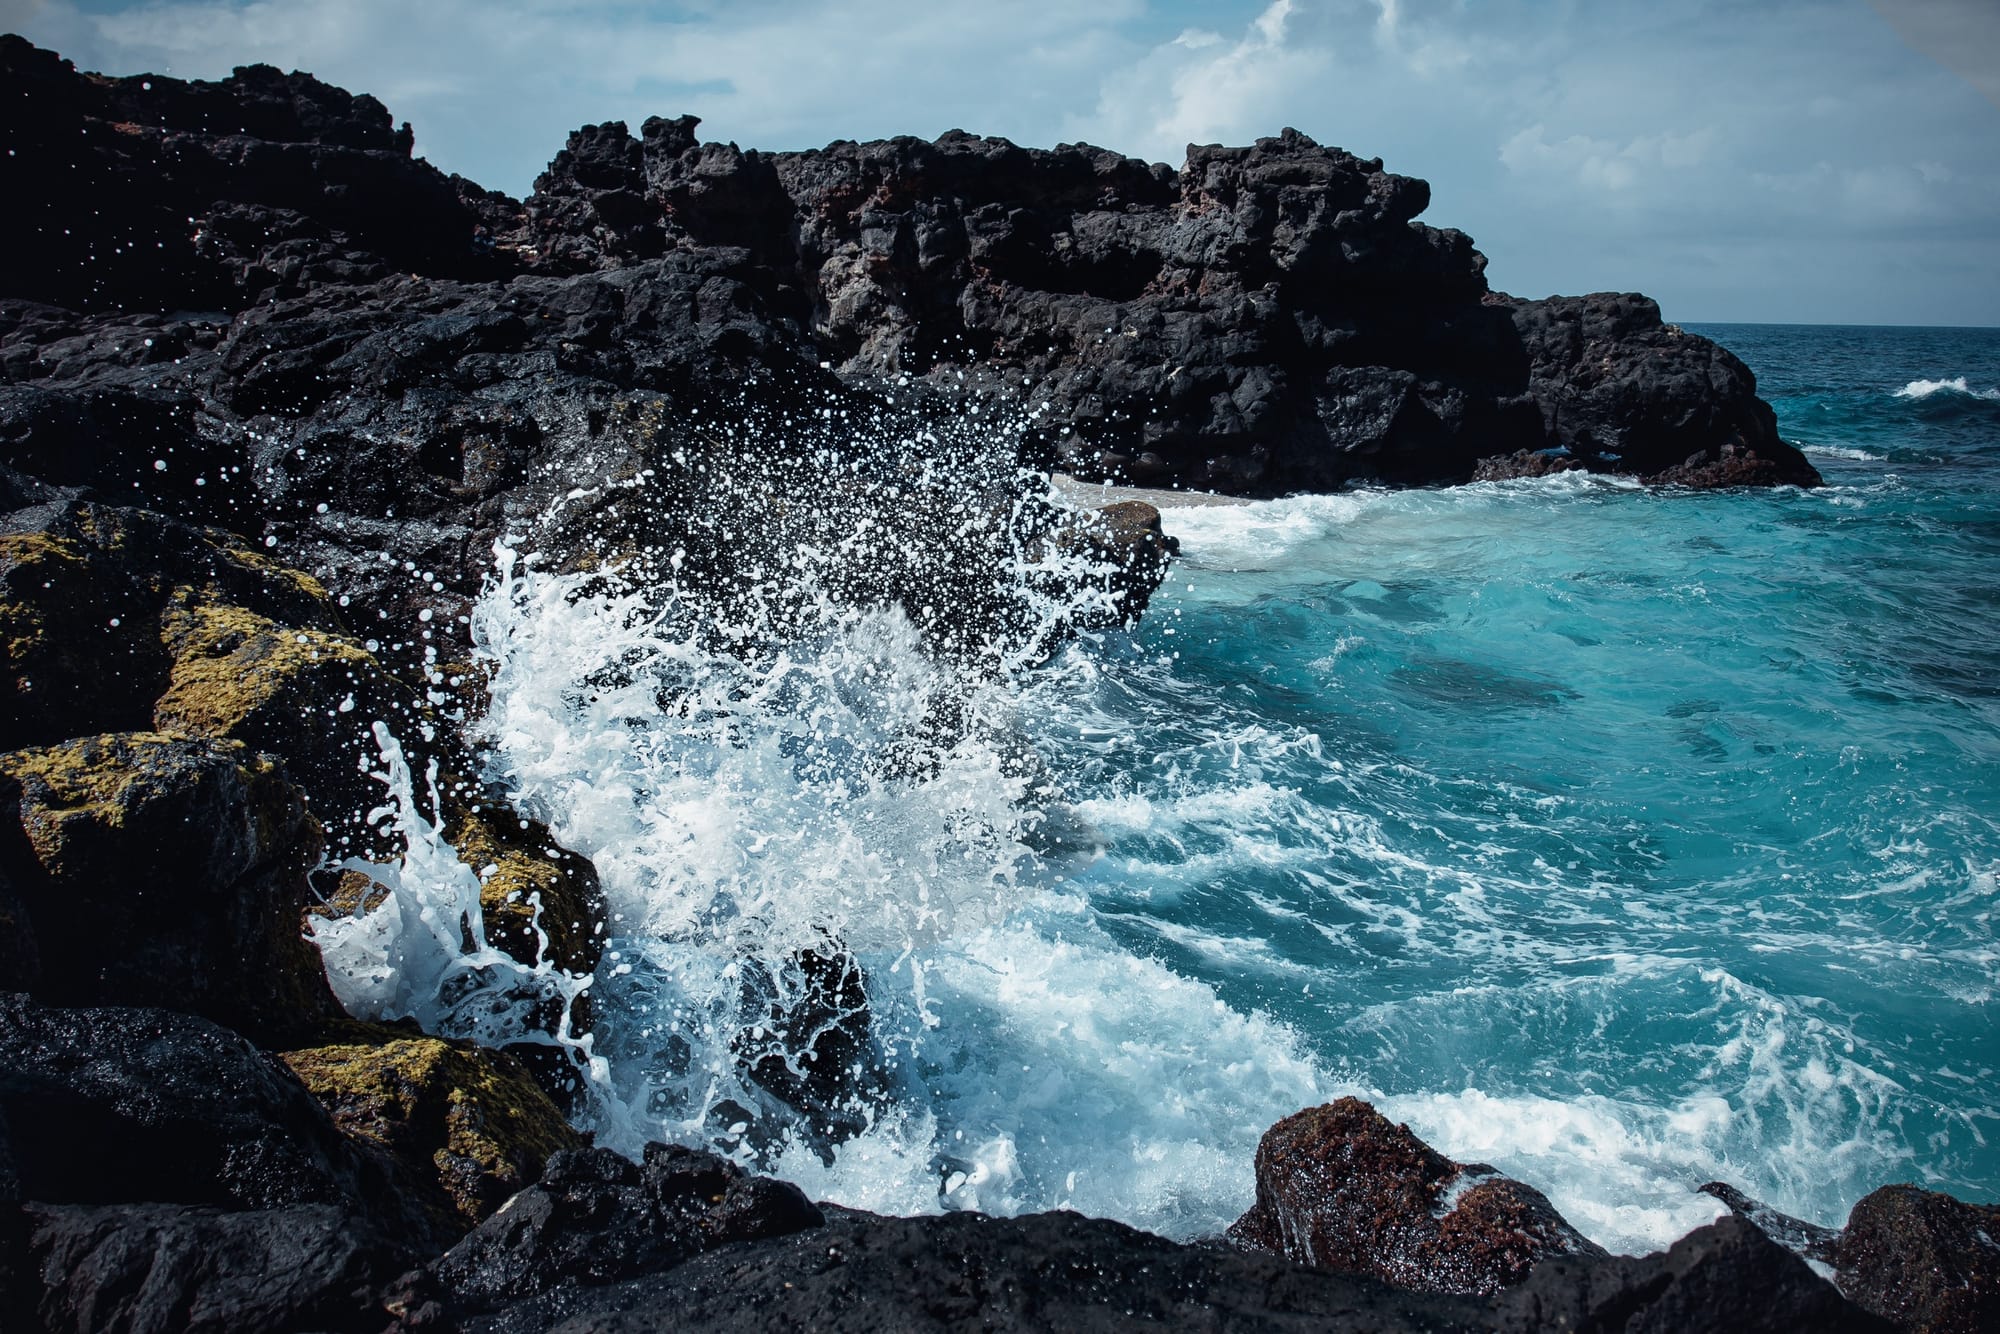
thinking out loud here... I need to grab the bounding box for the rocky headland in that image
[1,34,1989,1334]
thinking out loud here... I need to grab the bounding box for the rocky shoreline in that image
[1,35,1992,1333]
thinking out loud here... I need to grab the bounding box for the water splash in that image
[309,721,597,1063]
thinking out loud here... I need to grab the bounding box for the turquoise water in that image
[452,323,1998,1256]
[1038,323,1999,1238]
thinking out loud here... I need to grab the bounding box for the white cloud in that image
[1071,0,1333,164]
[1500,124,1718,196]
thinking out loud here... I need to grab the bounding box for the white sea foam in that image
[1800,444,1881,462]
[309,722,597,1060]
[1893,376,2000,401]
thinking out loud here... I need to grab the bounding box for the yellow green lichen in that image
[279,1035,585,1229]
[448,804,603,976]
[153,599,377,738]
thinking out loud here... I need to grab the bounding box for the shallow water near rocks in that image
[327,323,2000,1259]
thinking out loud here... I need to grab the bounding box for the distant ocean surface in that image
[463,322,2000,1257]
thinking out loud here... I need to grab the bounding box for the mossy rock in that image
[0,731,341,1041]
[1,501,341,750]
[279,1034,586,1233]
[445,803,603,977]
[154,595,436,860]
[2,499,608,1021]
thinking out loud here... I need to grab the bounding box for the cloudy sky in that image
[7,0,1997,325]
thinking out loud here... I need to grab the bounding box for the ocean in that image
[330,322,2000,1259]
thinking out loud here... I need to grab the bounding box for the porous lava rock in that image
[21,1201,407,1334]
[3,35,1797,674]
[1836,1184,2000,1334]
[442,1205,1489,1334]
[0,995,442,1330]
[0,995,390,1214]
[278,1033,588,1236]
[1229,1096,1605,1295]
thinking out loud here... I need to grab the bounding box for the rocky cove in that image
[1,33,1995,1334]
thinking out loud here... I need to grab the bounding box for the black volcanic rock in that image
[397,1143,824,1321]
[0,996,447,1330]
[21,1200,406,1334]
[0,733,341,1041]
[0,38,1812,682]
[1494,1214,1890,1334]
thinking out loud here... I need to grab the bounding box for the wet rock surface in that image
[0,733,340,1041]
[1836,1185,2000,1334]
[278,1033,587,1234]
[1493,1214,1891,1334]
[392,1143,824,1323]
[1229,1096,1605,1295]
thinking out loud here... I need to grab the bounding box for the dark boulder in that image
[277,1033,588,1235]
[0,997,456,1328]
[22,1201,404,1334]
[1505,293,1819,487]
[397,1143,823,1321]
[1837,1184,2000,1334]
[445,1205,1488,1334]
[0,734,340,1040]
[1229,1097,1605,1295]
[1495,1213,1889,1333]
[0,996,416,1224]
[1699,1180,1842,1264]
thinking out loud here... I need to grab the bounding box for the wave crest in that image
[1893,376,2000,401]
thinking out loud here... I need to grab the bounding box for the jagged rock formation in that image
[2,35,1810,668]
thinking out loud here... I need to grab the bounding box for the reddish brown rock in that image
[1229,1096,1605,1296]
[1837,1184,2000,1334]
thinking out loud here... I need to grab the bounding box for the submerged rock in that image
[278,1033,587,1234]
[733,937,881,1147]
[1836,1184,2000,1334]
[1229,1097,1605,1295]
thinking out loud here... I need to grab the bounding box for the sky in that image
[6,0,1997,325]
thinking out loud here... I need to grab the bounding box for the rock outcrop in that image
[278,1033,588,1235]
[0,733,340,1043]
[2,34,1807,672]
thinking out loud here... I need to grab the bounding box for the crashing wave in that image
[1893,376,2000,401]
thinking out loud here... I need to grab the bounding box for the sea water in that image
[329,324,2000,1258]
